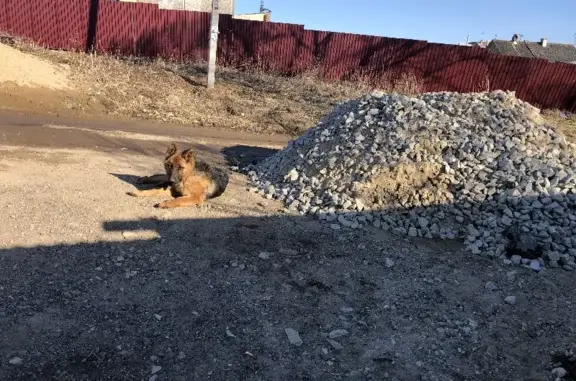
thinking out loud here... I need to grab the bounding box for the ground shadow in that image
[109,173,144,186]
[85,0,100,53]
[163,66,205,88]
[0,205,574,380]
[220,145,279,169]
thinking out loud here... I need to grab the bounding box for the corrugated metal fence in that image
[1,0,575,111]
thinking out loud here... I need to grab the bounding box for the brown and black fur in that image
[127,143,229,208]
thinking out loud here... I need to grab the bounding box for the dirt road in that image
[0,113,574,381]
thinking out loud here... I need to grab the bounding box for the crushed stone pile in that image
[247,90,576,270]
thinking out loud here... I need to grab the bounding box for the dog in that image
[127,143,229,209]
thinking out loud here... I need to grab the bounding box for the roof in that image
[487,39,576,64]
[458,41,488,48]
[470,41,488,48]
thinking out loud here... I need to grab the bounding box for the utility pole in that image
[207,0,219,89]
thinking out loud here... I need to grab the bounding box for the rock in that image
[151,365,162,374]
[469,245,482,255]
[9,357,22,365]
[418,217,429,228]
[149,376,158,381]
[510,255,522,265]
[485,281,498,291]
[286,169,299,182]
[226,327,236,337]
[258,252,271,260]
[328,329,349,339]
[285,328,303,346]
[551,367,568,378]
[279,248,298,255]
[501,215,513,226]
[327,339,343,350]
[546,251,561,262]
[529,260,542,272]
[504,296,517,305]
[385,258,395,268]
[338,215,353,227]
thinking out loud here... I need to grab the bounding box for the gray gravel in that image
[285,328,303,346]
[248,90,576,270]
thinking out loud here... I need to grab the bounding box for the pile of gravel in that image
[247,90,576,270]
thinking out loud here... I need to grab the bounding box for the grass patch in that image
[10,41,366,136]
[4,37,428,136]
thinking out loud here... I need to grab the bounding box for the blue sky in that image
[234,0,575,45]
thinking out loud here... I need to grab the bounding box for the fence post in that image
[207,0,219,88]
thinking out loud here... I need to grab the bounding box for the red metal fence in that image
[1,0,575,111]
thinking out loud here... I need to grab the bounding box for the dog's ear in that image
[181,148,196,163]
[165,143,178,159]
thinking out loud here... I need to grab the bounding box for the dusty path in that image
[0,110,289,150]
[0,114,575,381]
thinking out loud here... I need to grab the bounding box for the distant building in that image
[470,41,488,48]
[157,0,235,15]
[232,12,270,22]
[487,35,576,64]
[459,40,488,48]
[232,1,270,22]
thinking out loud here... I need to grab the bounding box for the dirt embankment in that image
[0,42,70,89]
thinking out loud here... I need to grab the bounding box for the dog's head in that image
[164,143,196,185]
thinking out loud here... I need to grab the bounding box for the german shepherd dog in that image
[127,143,229,208]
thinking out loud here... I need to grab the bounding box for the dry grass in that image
[9,42,366,136]
[347,70,424,96]
[5,38,576,142]
[542,109,576,143]
[4,38,429,136]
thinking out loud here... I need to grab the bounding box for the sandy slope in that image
[0,42,70,90]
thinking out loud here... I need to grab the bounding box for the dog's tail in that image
[207,167,229,199]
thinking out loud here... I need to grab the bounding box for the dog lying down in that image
[127,143,229,209]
